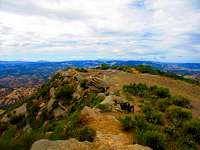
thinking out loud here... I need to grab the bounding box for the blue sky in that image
[0,0,200,62]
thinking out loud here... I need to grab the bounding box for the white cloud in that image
[0,0,200,62]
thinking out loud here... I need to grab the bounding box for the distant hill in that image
[0,60,199,88]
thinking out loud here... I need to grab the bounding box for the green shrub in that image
[55,84,73,100]
[12,130,46,150]
[123,83,171,98]
[136,130,166,150]
[134,115,150,131]
[176,135,197,150]
[158,98,172,112]
[71,94,101,113]
[120,116,136,131]
[149,86,170,98]
[145,110,163,125]
[123,83,148,97]
[183,119,200,143]
[80,79,87,88]
[166,106,192,127]
[141,103,163,125]
[164,126,176,136]
[26,101,41,128]
[37,81,51,99]
[78,127,96,142]
[49,111,81,140]
[75,68,88,72]
[96,104,111,112]
[100,64,110,70]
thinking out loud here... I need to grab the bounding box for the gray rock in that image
[31,138,93,150]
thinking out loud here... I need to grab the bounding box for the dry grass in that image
[84,69,200,117]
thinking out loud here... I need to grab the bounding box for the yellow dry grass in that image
[84,69,200,117]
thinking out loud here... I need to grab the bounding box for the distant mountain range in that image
[0,60,200,76]
[0,60,199,88]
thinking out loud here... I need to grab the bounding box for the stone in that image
[31,138,152,150]
[97,93,106,101]
[80,106,100,124]
[31,138,93,150]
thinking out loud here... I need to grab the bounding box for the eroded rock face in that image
[1,103,27,123]
[87,76,108,93]
[47,87,56,112]
[31,138,152,150]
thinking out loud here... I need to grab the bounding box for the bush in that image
[120,116,136,131]
[37,81,51,99]
[141,103,163,125]
[123,83,148,97]
[176,135,197,150]
[78,127,96,142]
[123,83,171,98]
[80,79,87,88]
[149,86,170,98]
[55,84,73,100]
[183,119,200,143]
[158,98,174,112]
[136,130,166,150]
[145,110,163,125]
[100,64,110,70]
[12,130,46,150]
[96,104,111,112]
[49,111,81,140]
[75,68,88,72]
[166,106,192,127]
[164,126,176,136]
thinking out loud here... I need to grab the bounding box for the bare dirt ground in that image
[82,107,133,148]
[84,69,200,117]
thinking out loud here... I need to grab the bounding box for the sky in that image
[0,0,200,62]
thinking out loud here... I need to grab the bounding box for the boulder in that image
[112,144,152,150]
[31,138,152,150]
[101,95,123,106]
[31,138,93,150]
[80,106,101,124]
[97,93,106,101]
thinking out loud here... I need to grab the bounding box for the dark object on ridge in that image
[120,102,134,113]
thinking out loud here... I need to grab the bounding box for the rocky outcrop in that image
[31,138,152,150]
[1,103,27,123]
[0,87,35,105]
[47,87,56,112]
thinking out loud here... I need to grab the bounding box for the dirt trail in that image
[81,107,133,148]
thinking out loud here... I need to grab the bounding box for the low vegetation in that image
[121,83,200,150]
[96,103,112,112]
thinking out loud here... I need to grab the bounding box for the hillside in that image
[0,68,200,150]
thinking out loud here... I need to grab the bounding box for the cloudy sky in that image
[0,0,200,62]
